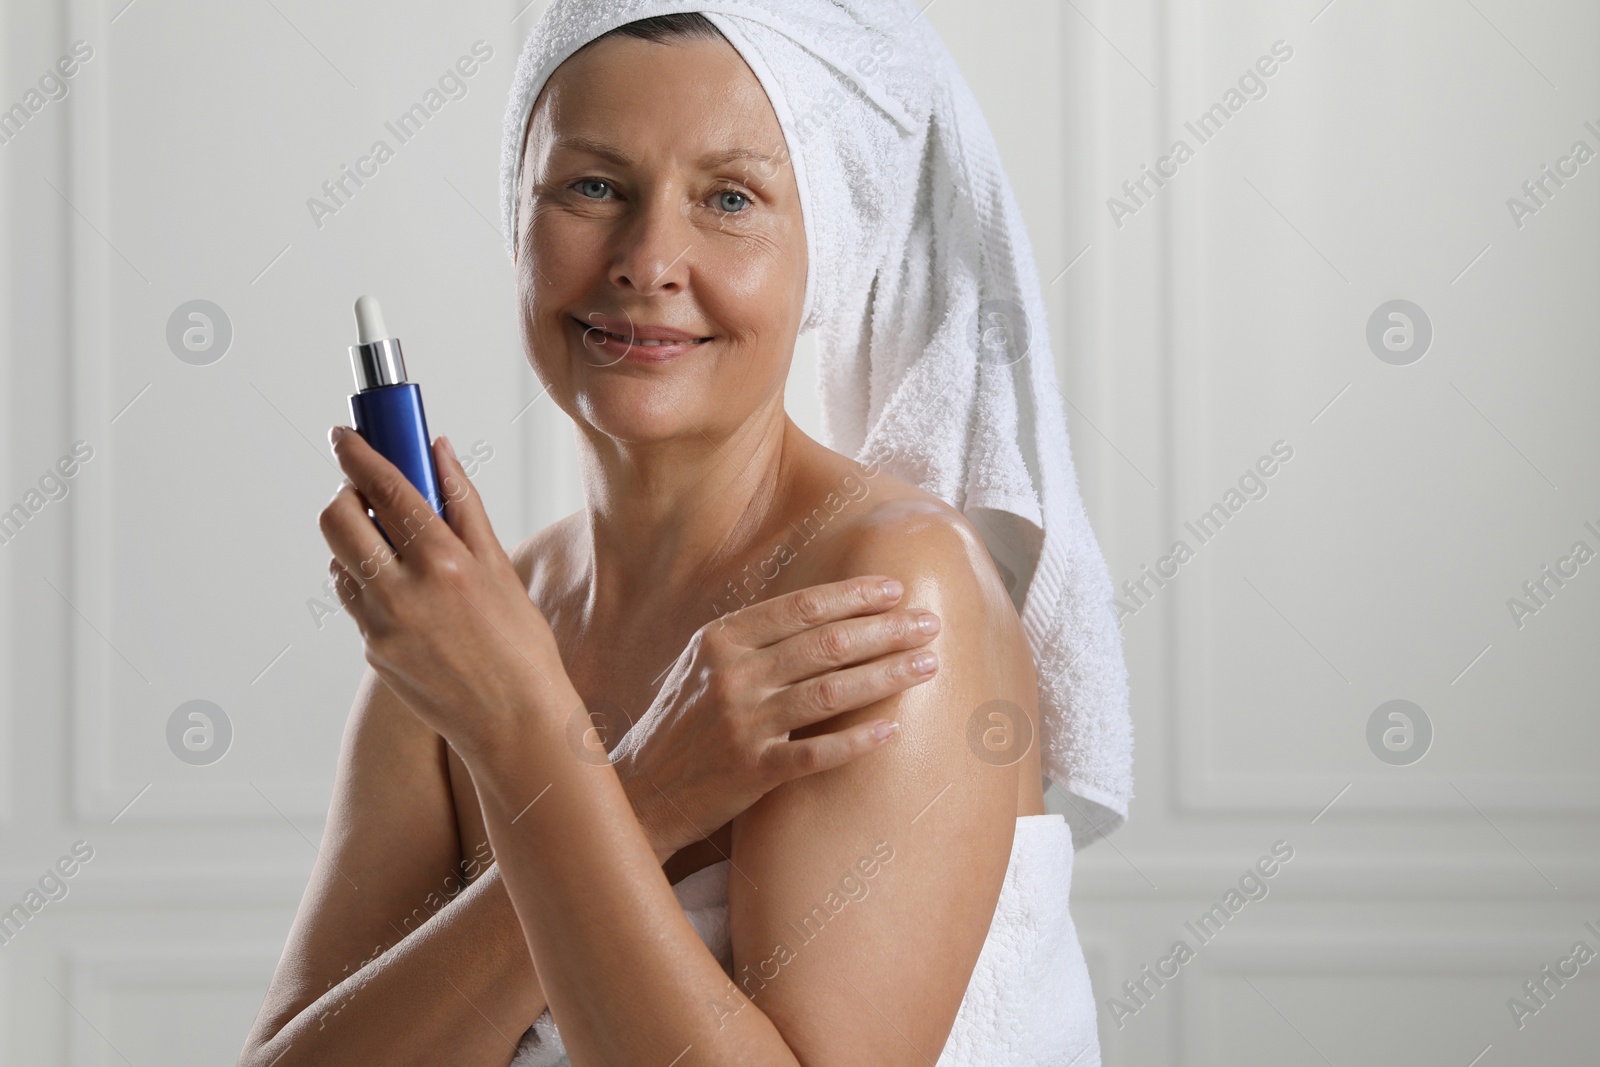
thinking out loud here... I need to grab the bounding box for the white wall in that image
[1,0,1596,1063]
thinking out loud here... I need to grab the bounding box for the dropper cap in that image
[354,295,387,345]
[348,294,408,389]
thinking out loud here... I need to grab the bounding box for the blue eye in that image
[575,179,611,199]
[716,189,750,213]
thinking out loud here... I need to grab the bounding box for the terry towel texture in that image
[509,814,1099,1066]
[500,0,1132,850]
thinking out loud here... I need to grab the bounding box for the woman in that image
[242,4,1128,1065]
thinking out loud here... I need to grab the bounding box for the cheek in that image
[709,248,776,302]
[700,228,805,334]
[519,214,605,353]
[528,213,605,293]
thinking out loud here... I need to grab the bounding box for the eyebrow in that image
[552,136,778,171]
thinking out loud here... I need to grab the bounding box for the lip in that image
[570,314,713,363]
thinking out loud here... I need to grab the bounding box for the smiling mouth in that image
[573,317,713,347]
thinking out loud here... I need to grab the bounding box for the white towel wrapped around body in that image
[500,0,1133,848]
[509,814,1099,1066]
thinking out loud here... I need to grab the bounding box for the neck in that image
[576,399,804,621]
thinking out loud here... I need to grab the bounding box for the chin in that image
[573,387,707,445]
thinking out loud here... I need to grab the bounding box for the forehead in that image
[523,34,787,170]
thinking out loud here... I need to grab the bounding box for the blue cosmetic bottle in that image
[347,295,443,544]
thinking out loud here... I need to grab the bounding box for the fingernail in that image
[881,578,903,600]
[912,651,938,673]
[439,434,453,455]
[329,426,348,447]
[873,720,899,741]
[916,612,941,635]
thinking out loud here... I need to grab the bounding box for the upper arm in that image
[726,506,1035,1066]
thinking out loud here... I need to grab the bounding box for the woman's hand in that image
[320,426,564,760]
[607,577,942,862]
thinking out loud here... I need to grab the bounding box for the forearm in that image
[244,863,546,1067]
[464,688,800,1067]
[247,793,686,1067]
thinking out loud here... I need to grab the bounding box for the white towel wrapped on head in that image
[499,0,1132,846]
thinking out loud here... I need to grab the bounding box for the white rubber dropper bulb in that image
[354,295,388,345]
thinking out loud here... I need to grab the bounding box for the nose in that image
[609,188,694,297]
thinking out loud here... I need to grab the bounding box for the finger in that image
[765,646,939,736]
[328,556,363,614]
[766,716,901,782]
[432,436,505,563]
[720,575,905,649]
[764,607,940,687]
[329,425,451,556]
[321,481,399,583]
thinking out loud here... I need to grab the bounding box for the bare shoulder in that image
[506,510,585,597]
[802,479,1036,699]
[727,478,1033,1062]
[833,497,1019,628]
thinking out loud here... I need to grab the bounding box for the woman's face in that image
[516,32,807,446]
